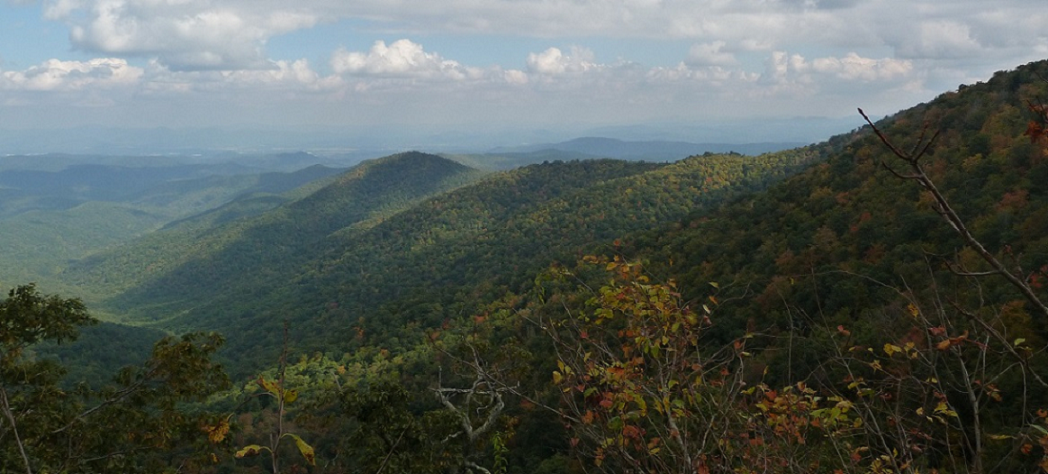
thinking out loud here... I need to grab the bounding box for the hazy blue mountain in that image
[488,137,806,161]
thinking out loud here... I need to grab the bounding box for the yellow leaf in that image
[257,376,280,396]
[286,433,316,466]
[235,445,266,458]
[883,343,902,357]
[205,417,231,443]
[284,389,298,404]
[907,304,919,317]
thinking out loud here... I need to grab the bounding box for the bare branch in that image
[858,108,1048,317]
[0,385,33,474]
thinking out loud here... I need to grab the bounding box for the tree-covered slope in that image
[75,144,833,373]
[612,60,1048,369]
[63,152,486,316]
[0,165,346,300]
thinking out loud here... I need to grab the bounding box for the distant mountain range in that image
[0,116,853,156]
[489,137,806,161]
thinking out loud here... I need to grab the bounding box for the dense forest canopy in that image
[3,59,1048,473]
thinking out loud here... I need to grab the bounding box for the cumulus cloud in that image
[810,53,912,81]
[7,0,1048,133]
[526,47,598,75]
[31,0,1048,83]
[46,0,317,70]
[0,57,142,91]
[330,39,483,81]
[762,51,912,85]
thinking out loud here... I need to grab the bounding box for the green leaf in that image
[634,395,647,415]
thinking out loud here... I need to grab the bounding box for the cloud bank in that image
[0,0,1042,133]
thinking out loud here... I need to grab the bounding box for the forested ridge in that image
[69,145,827,373]
[5,59,1048,473]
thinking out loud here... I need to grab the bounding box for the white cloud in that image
[0,57,142,91]
[502,69,529,85]
[526,47,598,75]
[330,39,491,82]
[761,51,912,85]
[47,0,318,70]
[32,0,1048,84]
[811,53,912,81]
[646,61,757,85]
[6,0,1047,135]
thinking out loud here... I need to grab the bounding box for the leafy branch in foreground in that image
[234,322,316,473]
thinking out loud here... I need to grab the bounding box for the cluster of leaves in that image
[531,252,1048,474]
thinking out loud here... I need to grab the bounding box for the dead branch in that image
[858,108,1048,317]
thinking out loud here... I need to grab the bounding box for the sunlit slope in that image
[63,152,486,320]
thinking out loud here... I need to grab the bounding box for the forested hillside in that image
[0,160,347,297]
[6,59,1048,474]
[513,59,1048,473]
[63,152,486,310]
[65,145,829,373]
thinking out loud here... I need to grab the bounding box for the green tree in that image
[0,284,229,474]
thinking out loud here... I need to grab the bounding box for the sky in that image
[0,0,1046,150]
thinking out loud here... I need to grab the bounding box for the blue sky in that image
[1,0,1046,151]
